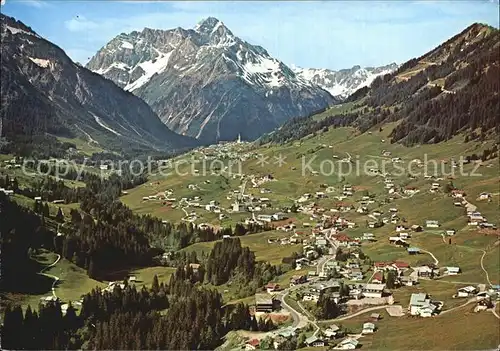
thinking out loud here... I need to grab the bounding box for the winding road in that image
[420,249,439,266]
[439,297,480,316]
[276,284,320,337]
[39,253,61,298]
[278,289,310,329]
[480,250,493,287]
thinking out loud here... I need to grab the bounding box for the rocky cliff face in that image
[1,14,197,154]
[293,63,398,100]
[87,17,337,143]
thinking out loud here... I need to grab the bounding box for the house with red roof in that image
[372,272,384,284]
[245,339,260,350]
[332,233,352,246]
[392,261,410,271]
[374,261,390,269]
[265,283,280,293]
[374,261,410,273]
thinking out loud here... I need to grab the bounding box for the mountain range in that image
[262,23,499,146]
[2,13,497,157]
[86,17,338,142]
[292,63,398,99]
[0,14,197,156]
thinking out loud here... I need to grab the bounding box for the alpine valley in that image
[86,17,342,142]
[1,7,499,351]
[0,14,198,156]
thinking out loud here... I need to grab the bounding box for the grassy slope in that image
[3,96,497,346]
[56,136,106,156]
[320,307,499,350]
[119,116,499,294]
[3,250,105,312]
[102,266,177,289]
[180,230,303,265]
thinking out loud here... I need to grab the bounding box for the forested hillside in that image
[1,189,280,349]
[260,23,499,146]
[0,14,197,157]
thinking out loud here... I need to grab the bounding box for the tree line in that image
[1,263,275,350]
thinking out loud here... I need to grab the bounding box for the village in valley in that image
[1,117,498,351]
[112,130,500,350]
[1,4,500,350]
[2,125,499,350]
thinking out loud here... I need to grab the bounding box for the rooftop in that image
[364,283,386,291]
[305,336,322,344]
[410,293,430,307]
[255,293,273,305]
[340,338,359,346]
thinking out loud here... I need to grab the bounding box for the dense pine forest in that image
[2,270,275,350]
[0,190,282,349]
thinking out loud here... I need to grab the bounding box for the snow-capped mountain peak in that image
[86,17,336,143]
[194,17,224,35]
[194,17,235,47]
[294,63,398,99]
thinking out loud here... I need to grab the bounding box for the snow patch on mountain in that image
[86,17,337,142]
[121,40,134,49]
[243,57,285,87]
[211,20,223,34]
[95,61,131,75]
[29,57,50,68]
[125,50,173,91]
[5,25,38,37]
[92,113,122,136]
[294,63,398,99]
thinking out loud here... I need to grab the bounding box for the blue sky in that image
[2,0,498,70]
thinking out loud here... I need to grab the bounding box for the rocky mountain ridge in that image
[87,17,337,142]
[0,14,197,155]
[292,63,398,99]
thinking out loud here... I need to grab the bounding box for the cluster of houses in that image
[319,256,363,281]
[251,174,275,188]
[2,157,22,169]
[297,190,335,204]
[194,136,250,162]
[141,189,177,203]
[246,316,384,349]
[408,293,442,317]
[0,187,14,196]
[102,276,138,294]
[372,260,417,286]
[383,224,427,255]
[467,209,493,228]
[287,275,389,305]
[454,284,499,302]
[403,279,498,318]
[449,189,495,228]
[244,318,380,349]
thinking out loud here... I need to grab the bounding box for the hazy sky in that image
[2,0,499,70]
